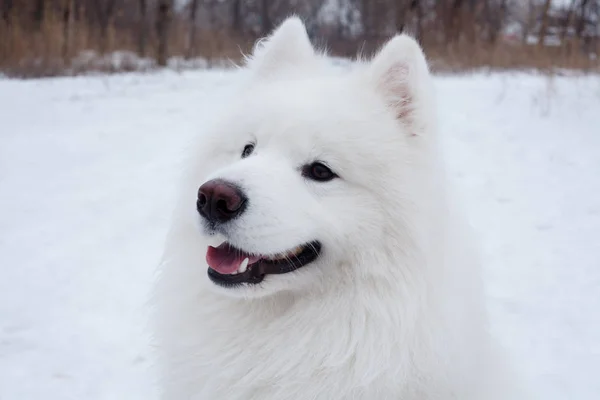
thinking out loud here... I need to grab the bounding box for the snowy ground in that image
[1,70,599,399]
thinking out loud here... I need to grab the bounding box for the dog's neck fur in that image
[157,218,477,399]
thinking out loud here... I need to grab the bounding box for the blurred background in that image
[0,0,599,77]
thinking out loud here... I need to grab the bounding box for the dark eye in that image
[303,162,338,182]
[241,143,254,158]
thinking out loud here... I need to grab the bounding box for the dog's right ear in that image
[367,35,434,137]
[245,17,315,77]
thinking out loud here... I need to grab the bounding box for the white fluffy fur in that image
[154,17,521,400]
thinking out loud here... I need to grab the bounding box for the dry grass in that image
[0,15,597,78]
[424,41,598,73]
[0,15,249,78]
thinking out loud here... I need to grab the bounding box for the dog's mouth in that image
[206,241,322,287]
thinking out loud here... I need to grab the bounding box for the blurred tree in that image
[520,0,536,44]
[156,0,172,66]
[61,0,73,60]
[232,0,242,32]
[187,0,199,59]
[484,0,508,45]
[1,0,14,25]
[260,0,272,35]
[395,0,412,32]
[538,0,551,47]
[92,0,118,53]
[575,0,590,40]
[138,0,147,57]
[33,0,45,29]
[561,0,578,43]
[411,0,423,41]
[1,0,598,76]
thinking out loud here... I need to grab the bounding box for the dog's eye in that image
[241,144,255,158]
[303,162,338,182]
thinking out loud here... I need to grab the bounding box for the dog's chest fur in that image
[159,279,493,400]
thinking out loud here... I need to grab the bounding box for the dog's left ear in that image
[368,35,433,135]
[246,16,315,76]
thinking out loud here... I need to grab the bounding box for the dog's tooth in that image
[288,246,303,256]
[238,257,249,273]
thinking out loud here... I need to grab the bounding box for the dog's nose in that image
[197,179,247,223]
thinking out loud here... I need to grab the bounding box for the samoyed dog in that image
[154,17,520,400]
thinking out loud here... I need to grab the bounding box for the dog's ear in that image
[368,35,433,135]
[246,17,315,76]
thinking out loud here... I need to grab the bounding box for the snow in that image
[1,70,599,399]
[15,50,226,78]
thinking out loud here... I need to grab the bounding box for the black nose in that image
[197,179,247,224]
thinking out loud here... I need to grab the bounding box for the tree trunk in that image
[232,0,242,32]
[73,0,81,21]
[575,0,591,40]
[395,0,405,32]
[186,0,199,59]
[538,0,552,48]
[413,0,422,42]
[561,0,577,44]
[362,0,389,40]
[33,0,45,30]
[446,0,464,44]
[488,0,507,46]
[138,0,147,57]
[61,0,73,61]
[99,22,108,53]
[156,0,172,67]
[361,0,369,37]
[93,0,117,54]
[1,0,14,25]
[521,0,535,45]
[463,0,477,46]
[483,0,494,44]
[260,0,272,36]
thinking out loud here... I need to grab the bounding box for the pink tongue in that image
[206,243,261,275]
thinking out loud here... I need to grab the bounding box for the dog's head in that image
[192,17,435,298]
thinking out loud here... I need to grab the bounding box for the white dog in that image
[154,17,520,400]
